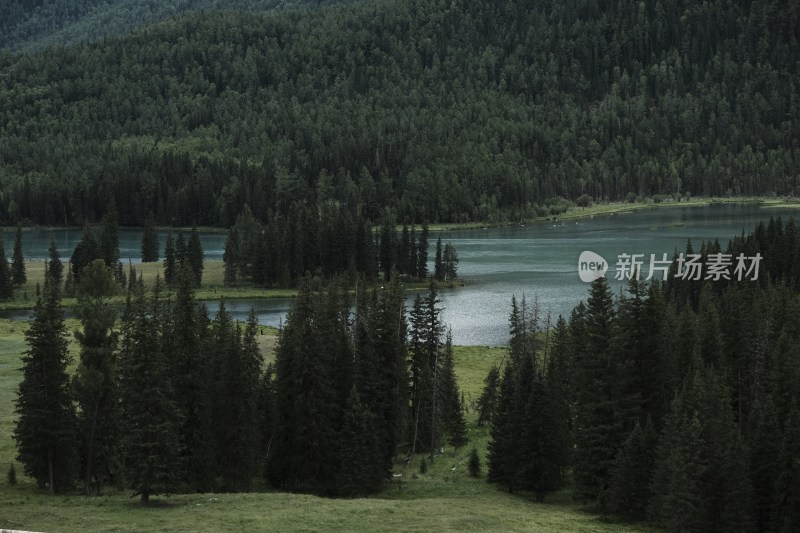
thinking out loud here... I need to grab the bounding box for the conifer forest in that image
[1,0,800,531]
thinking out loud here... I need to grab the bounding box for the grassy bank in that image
[0,319,651,532]
[0,260,464,312]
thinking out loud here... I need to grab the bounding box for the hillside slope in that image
[0,0,342,52]
[0,0,797,226]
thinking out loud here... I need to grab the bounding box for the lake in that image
[3,203,799,345]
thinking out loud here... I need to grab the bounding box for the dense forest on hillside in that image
[0,0,797,227]
[0,0,343,52]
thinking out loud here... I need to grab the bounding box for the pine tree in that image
[140,213,159,262]
[268,278,338,495]
[776,403,800,532]
[573,276,638,505]
[606,419,657,517]
[366,277,408,474]
[164,233,176,285]
[13,279,78,494]
[166,264,214,491]
[337,387,383,496]
[468,448,481,477]
[46,238,63,288]
[748,397,781,532]
[649,398,706,532]
[216,308,262,492]
[223,228,239,287]
[0,240,13,300]
[99,201,119,270]
[443,242,458,280]
[11,223,25,286]
[187,226,203,287]
[118,278,183,504]
[259,364,276,483]
[417,223,429,280]
[73,259,120,495]
[476,365,501,426]
[434,237,444,281]
[70,225,99,282]
[487,363,516,491]
[440,333,467,449]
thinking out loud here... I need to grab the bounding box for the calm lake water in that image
[3,204,799,345]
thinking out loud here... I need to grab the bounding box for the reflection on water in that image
[3,204,799,345]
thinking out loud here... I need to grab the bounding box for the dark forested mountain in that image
[0,0,343,52]
[0,0,797,227]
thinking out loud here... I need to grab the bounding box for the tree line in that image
[13,239,467,500]
[0,0,797,227]
[482,216,800,532]
[222,203,458,288]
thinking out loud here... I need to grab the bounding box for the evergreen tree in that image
[140,213,159,262]
[11,223,25,286]
[46,238,63,288]
[367,277,408,474]
[13,280,78,494]
[649,395,706,531]
[468,448,481,477]
[70,225,99,283]
[476,365,501,426]
[434,237,444,281]
[73,259,120,495]
[337,387,383,496]
[268,278,338,495]
[118,278,183,504]
[223,227,239,287]
[776,403,800,532]
[606,419,657,517]
[259,364,276,483]
[487,363,516,491]
[0,240,12,299]
[443,242,458,281]
[163,233,176,285]
[573,276,638,505]
[167,264,214,491]
[216,308,262,491]
[417,223,429,280]
[187,226,203,287]
[99,200,119,269]
[440,334,467,450]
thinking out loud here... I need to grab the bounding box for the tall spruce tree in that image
[0,240,12,300]
[118,278,183,504]
[417,223,429,280]
[476,365,501,426]
[99,201,119,269]
[46,238,63,288]
[13,279,78,494]
[163,233,176,285]
[140,213,159,262]
[73,259,120,495]
[167,264,214,491]
[11,223,25,286]
[268,278,338,495]
[216,308,263,492]
[187,226,203,287]
[337,387,383,496]
[70,225,99,283]
[776,402,800,532]
[434,237,444,281]
[573,276,639,506]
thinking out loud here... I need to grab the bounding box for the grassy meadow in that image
[0,317,654,532]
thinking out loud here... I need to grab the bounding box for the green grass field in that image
[0,319,654,532]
